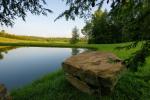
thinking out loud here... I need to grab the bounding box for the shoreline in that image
[0,42,149,100]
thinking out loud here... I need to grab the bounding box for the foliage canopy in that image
[61,0,150,70]
[0,0,52,26]
[82,10,123,44]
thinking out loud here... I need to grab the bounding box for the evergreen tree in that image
[70,26,79,44]
[60,0,150,70]
[82,10,123,44]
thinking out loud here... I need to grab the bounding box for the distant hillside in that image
[0,30,87,43]
[0,31,49,41]
[0,31,69,42]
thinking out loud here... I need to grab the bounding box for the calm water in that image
[0,47,87,90]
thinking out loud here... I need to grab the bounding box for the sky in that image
[0,0,111,38]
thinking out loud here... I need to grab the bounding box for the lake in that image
[0,47,88,90]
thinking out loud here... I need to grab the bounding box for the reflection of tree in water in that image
[0,51,8,60]
[71,48,80,55]
[0,46,17,60]
[0,52,4,59]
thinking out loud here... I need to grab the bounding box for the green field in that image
[0,32,87,44]
[0,37,150,100]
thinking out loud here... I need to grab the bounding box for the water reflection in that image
[0,53,3,59]
[71,48,91,56]
[0,47,87,90]
[71,48,80,55]
[0,46,17,60]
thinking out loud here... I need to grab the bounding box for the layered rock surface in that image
[62,51,125,95]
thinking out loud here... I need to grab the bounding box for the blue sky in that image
[1,0,111,37]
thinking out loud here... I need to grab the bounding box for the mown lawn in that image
[7,42,150,100]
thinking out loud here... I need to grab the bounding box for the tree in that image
[0,0,52,26]
[70,26,79,44]
[82,10,123,44]
[1,30,5,33]
[56,0,121,21]
[60,0,150,70]
[81,21,93,40]
[91,10,112,43]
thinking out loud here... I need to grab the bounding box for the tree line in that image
[62,0,150,70]
[82,9,150,44]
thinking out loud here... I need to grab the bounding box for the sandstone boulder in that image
[62,51,125,95]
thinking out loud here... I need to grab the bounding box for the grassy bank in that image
[0,41,139,59]
[3,42,149,100]
[11,69,150,100]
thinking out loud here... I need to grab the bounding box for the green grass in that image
[0,32,87,43]
[0,37,24,42]
[11,69,150,100]
[0,41,139,59]
[0,40,150,100]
